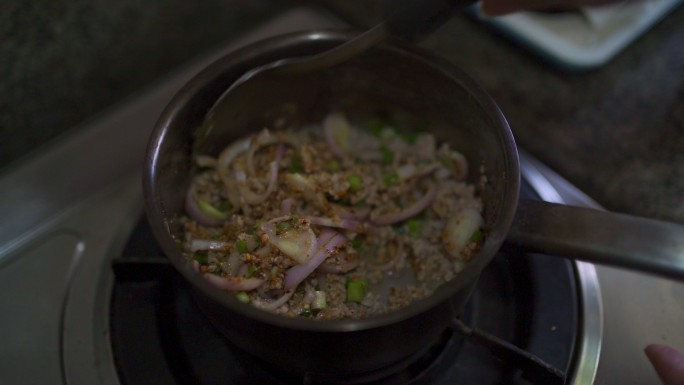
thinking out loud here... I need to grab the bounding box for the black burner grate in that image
[110,180,578,385]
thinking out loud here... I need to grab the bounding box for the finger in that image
[645,344,684,385]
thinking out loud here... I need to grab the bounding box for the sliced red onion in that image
[371,183,437,226]
[304,216,367,232]
[195,155,217,168]
[275,143,286,163]
[397,162,440,181]
[437,146,469,181]
[245,129,276,176]
[314,229,336,249]
[217,138,250,209]
[260,216,318,265]
[227,251,242,276]
[260,215,293,233]
[246,131,292,177]
[449,151,469,180]
[236,160,279,205]
[189,239,231,252]
[281,198,294,214]
[260,220,277,245]
[396,164,417,180]
[302,284,316,305]
[203,273,265,291]
[317,257,359,274]
[185,186,225,227]
[414,134,436,161]
[218,140,249,166]
[323,113,350,159]
[415,163,441,178]
[435,166,451,180]
[442,207,484,259]
[254,244,272,257]
[252,289,295,311]
[283,230,347,290]
[333,204,371,220]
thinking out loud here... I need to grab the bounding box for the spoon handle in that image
[274,24,389,75]
[276,0,476,75]
[384,0,478,40]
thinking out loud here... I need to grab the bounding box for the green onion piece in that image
[470,229,485,242]
[393,198,404,209]
[290,155,304,173]
[276,220,292,232]
[350,238,363,250]
[327,160,341,172]
[380,146,394,165]
[367,119,386,137]
[193,252,208,264]
[400,131,419,144]
[346,278,368,303]
[347,175,362,193]
[383,171,399,187]
[236,292,250,303]
[196,198,229,219]
[406,218,422,237]
[235,240,248,254]
[217,201,233,212]
[253,234,263,248]
[312,291,327,310]
[248,264,258,277]
[328,194,351,206]
[300,308,313,317]
[380,127,396,139]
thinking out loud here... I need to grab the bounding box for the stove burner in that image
[110,181,578,384]
[235,323,464,385]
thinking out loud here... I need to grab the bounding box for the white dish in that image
[474,0,682,70]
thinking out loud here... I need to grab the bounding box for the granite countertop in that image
[430,9,684,224]
[0,0,286,168]
[2,0,683,224]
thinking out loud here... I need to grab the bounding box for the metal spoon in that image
[203,0,477,140]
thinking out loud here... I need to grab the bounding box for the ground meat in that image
[182,113,485,320]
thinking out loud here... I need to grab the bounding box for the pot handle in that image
[506,200,684,280]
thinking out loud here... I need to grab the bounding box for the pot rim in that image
[143,28,520,332]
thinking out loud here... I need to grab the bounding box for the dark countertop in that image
[0,0,286,168]
[2,1,683,223]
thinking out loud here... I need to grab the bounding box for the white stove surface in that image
[1,8,682,385]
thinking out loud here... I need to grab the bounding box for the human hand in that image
[481,0,626,15]
[645,344,684,385]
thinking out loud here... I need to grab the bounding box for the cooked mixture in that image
[182,112,484,319]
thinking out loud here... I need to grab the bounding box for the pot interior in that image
[144,30,519,331]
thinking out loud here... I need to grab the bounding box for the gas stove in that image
[1,8,682,385]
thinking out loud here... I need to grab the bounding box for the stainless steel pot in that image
[143,30,684,376]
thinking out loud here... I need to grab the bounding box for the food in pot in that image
[182,112,484,319]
